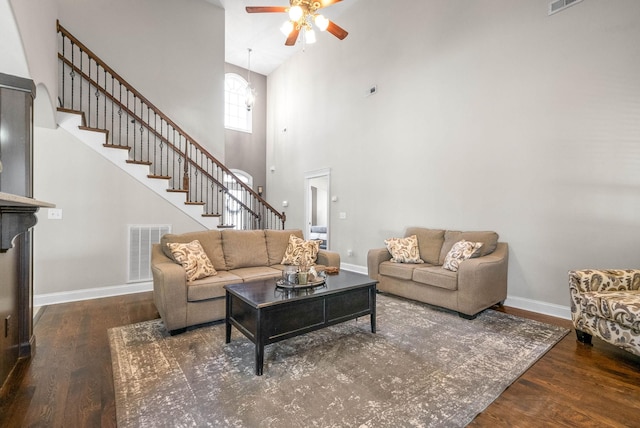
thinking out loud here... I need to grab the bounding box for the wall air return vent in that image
[128,224,171,282]
[549,0,583,15]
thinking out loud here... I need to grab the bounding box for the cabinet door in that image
[0,85,33,197]
[0,245,19,387]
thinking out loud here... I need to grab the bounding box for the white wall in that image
[33,126,205,296]
[57,0,226,159]
[8,0,58,128]
[266,0,640,313]
[2,0,226,302]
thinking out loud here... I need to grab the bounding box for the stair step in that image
[148,175,171,180]
[202,214,221,218]
[167,189,188,194]
[57,108,86,126]
[103,144,131,151]
[79,126,109,136]
[185,201,205,206]
[126,160,152,166]
[217,224,236,229]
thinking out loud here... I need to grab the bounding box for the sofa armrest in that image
[151,244,188,332]
[317,249,340,268]
[367,247,392,280]
[456,242,509,315]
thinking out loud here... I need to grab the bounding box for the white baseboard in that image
[33,268,573,321]
[340,263,368,275]
[504,295,571,320]
[342,263,571,320]
[34,281,153,307]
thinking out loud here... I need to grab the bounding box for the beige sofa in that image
[367,227,508,319]
[151,229,340,334]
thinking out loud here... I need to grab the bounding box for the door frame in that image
[304,168,331,249]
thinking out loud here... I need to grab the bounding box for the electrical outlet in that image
[48,208,63,220]
[339,212,347,219]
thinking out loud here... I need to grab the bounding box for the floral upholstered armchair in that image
[568,269,640,356]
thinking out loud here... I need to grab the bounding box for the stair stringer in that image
[56,110,219,230]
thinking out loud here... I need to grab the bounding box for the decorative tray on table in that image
[275,278,326,290]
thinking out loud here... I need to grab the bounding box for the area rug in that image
[108,294,568,428]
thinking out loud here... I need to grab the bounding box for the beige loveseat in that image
[151,229,340,334]
[367,227,508,319]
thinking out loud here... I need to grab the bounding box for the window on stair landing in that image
[224,73,253,133]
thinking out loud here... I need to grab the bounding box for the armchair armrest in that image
[367,247,392,280]
[317,249,340,268]
[569,269,640,294]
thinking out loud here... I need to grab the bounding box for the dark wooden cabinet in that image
[0,73,52,391]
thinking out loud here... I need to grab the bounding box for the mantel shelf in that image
[0,192,55,251]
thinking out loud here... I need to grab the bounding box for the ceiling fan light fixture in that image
[314,14,329,31]
[288,5,303,21]
[280,20,294,36]
[304,28,316,44]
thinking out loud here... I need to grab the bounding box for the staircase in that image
[56,21,285,230]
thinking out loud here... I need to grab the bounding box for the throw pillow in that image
[281,235,321,266]
[167,240,217,282]
[384,235,424,264]
[442,240,483,272]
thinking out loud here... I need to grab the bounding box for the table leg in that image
[255,311,264,376]
[370,286,377,333]
[225,292,231,344]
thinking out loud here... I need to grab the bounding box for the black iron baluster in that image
[70,40,75,110]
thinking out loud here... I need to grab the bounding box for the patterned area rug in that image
[108,294,568,428]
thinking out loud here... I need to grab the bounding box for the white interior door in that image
[304,169,330,250]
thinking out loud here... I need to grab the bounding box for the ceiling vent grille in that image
[549,0,584,15]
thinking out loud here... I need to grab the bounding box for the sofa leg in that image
[458,312,478,320]
[575,329,593,345]
[169,327,187,336]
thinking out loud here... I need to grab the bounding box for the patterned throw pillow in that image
[442,240,483,272]
[281,235,321,266]
[167,240,217,282]
[384,235,424,264]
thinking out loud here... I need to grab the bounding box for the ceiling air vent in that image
[549,0,583,15]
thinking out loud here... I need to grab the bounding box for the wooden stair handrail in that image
[57,21,284,225]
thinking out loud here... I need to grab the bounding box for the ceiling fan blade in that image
[326,21,348,40]
[319,0,342,8]
[245,6,288,13]
[285,27,300,46]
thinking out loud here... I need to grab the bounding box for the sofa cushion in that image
[384,235,424,264]
[281,235,321,266]
[379,261,418,280]
[405,227,445,265]
[167,240,217,282]
[439,230,499,265]
[413,266,458,291]
[442,240,483,272]
[265,229,304,266]
[231,266,283,282]
[186,271,243,302]
[222,230,269,269]
[161,230,227,271]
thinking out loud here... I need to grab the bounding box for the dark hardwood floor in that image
[0,292,638,427]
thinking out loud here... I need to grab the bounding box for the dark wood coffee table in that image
[224,271,377,375]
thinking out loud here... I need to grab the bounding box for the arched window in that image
[224,73,252,133]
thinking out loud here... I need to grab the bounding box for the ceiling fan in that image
[246,0,349,46]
